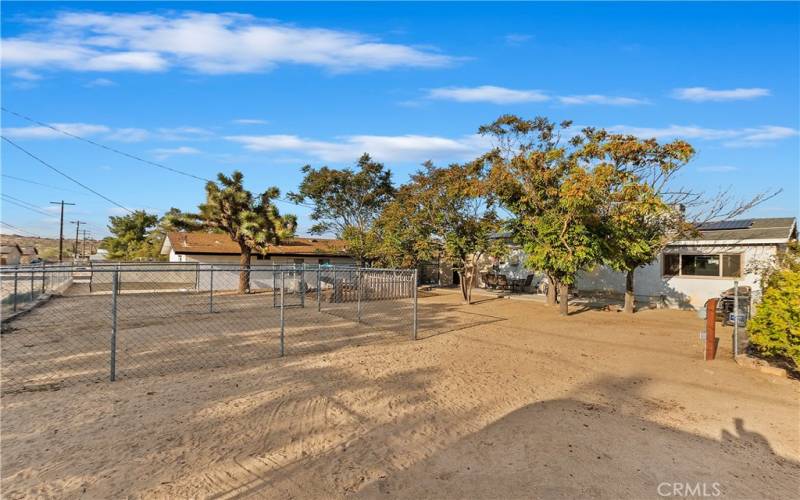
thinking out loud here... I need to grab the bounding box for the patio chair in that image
[485,273,497,289]
[511,274,534,293]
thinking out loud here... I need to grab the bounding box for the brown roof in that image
[0,244,22,254]
[20,246,38,256]
[166,232,349,257]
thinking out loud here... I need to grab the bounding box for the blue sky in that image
[2,1,798,239]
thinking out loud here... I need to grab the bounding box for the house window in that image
[662,253,742,278]
[722,254,742,277]
[293,258,304,265]
[663,254,680,276]
[318,258,331,265]
[681,255,720,277]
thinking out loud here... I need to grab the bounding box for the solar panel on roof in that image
[698,219,754,231]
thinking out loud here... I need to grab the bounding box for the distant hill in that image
[0,234,101,262]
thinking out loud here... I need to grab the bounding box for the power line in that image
[1,194,54,217]
[2,106,209,182]
[1,136,134,214]
[0,107,315,210]
[0,221,44,238]
[1,193,50,211]
[2,173,83,194]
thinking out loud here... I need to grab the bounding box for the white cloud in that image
[2,122,110,139]
[2,11,455,75]
[607,124,799,146]
[558,94,647,106]
[226,133,491,163]
[504,33,532,46]
[672,87,770,102]
[85,77,116,87]
[156,126,214,141]
[427,85,549,104]
[2,123,215,143]
[233,118,269,125]
[107,128,149,142]
[11,68,42,81]
[151,146,201,159]
[426,86,645,106]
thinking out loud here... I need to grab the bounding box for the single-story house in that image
[160,232,355,266]
[19,246,38,265]
[580,217,797,308]
[0,244,22,266]
[477,217,797,309]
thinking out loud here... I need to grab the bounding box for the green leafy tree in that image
[103,210,160,260]
[371,184,437,268]
[747,244,800,370]
[482,116,619,315]
[375,161,503,304]
[288,153,395,264]
[199,171,297,293]
[578,130,696,313]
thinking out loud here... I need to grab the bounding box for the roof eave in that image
[668,238,789,246]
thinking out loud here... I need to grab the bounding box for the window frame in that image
[662,252,743,279]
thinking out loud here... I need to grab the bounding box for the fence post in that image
[300,264,305,308]
[357,268,362,323]
[333,267,337,303]
[41,262,46,294]
[29,269,34,302]
[13,270,18,312]
[317,267,321,312]
[413,269,418,340]
[209,265,214,313]
[733,280,739,357]
[280,270,286,357]
[110,270,119,381]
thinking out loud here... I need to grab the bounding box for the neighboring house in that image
[19,246,39,265]
[160,232,355,266]
[0,244,23,266]
[576,217,797,309]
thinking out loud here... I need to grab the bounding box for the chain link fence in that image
[1,263,417,393]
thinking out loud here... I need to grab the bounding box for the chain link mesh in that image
[1,263,417,393]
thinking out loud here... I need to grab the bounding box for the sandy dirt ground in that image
[1,290,798,499]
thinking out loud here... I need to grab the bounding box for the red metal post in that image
[705,298,718,361]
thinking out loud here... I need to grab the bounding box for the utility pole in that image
[82,229,90,258]
[70,220,85,259]
[50,200,75,263]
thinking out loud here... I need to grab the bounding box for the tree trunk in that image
[238,245,251,294]
[624,269,635,314]
[546,274,557,306]
[458,270,469,303]
[558,282,569,316]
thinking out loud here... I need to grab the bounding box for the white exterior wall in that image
[476,246,545,289]
[575,244,778,309]
[168,249,354,267]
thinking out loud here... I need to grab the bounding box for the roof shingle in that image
[166,232,349,256]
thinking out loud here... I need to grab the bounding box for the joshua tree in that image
[199,171,296,293]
